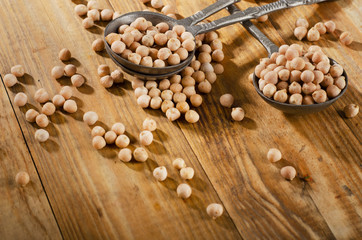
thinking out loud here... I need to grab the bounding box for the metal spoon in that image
[105,0,330,80]
[227,3,348,114]
[105,0,240,80]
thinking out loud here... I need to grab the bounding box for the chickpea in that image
[303,62,315,71]
[133,17,148,31]
[186,94,202,108]
[264,71,277,85]
[63,99,78,113]
[285,48,298,61]
[145,80,157,89]
[315,22,327,35]
[334,76,346,90]
[51,66,64,79]
[289,93,303,105]
[121,49,132,59]
[294,26,307,40]
[87,0,99,9]
[176,102,190,114]
[172,92,186,103]
[131,29,143,42]
[177,183,192,199]
[161,4,175,14]
[137,95,151,108]
[127,53,141,65]
[91,126,106,137]
[151,0,163,8]
[179,167,194,180]
[180,67,194,77]
[34,88,50,103]
[117,148,132,162]
[166,107,181,121]
[301,95,314,105]
[344,104,359,118]
[176,48,189,60]
[92,38,105,52]
[81,111,98,125]
[290,57,305,71]
[170,83,183,93]
[82,17,94,29]
[157,48,172,60]
[35,114,49,128]
[150,96,162,109]
[340,31,353,45]
[312,89,327,103]
[316,61,330,74]
[267,64,277,71]
[307,27,320,41]
[263,83,277,98]
[290,70,302,82]
[273,89,288,103]
[172,25,185,36]
[182,39,196,52]
[59,86,72,100]
[184,110,199,123]
[149,166,169,183]
[153,59,166,67]
[289,82,302,94]
[213,63,224,74]
[278,69,290,81]
[324,20,336,33]
[300,70,314,83]
[295,17,309,28]
[170,74,181,84]
[160,89,173,101]
[157,79,170,91]
[149,48,159,61]
[41,102,56,116]
[168,54,181,65]
[200,63,214,73]
[165,30,177,40]
[100,75,113,88]
[139,56,152,67]
[92,136,106,149]
[180,76,195,87]
[50,95,64,108]
[326,85,341,98]
[183,86,196,98]
[111,40,126,54]
[312,70,324,84]
[198,52,211,63]
[219,94,234,108]
[212,49,224,62]
[192,71,205,83]
[133,147,148,162]
[206,203,224,219]
[64,64,77,77]
[69,74,85,87]
[121,33,134,47]
[132,79,145,89]
[280,166,297,180]
[13,92,27,107]
[277,81,289,91]
[231,107,245,121]
[74,4,87,16]
[161,100,174,113]
[113,135,129,149]
[167,38,181,51]
[99,9,113,21]
[167,13,177,19]
[25,109,39,122]
[34,128,49,143]
[135,46,149,58]
[4,74,17,87]
[198,80,212,93]
[87,9,100,21]
[103,131,117,144]
[302,82,316,95]
[258,79,267,91]
[329,64,343,78]
[199,44,212,53]
[15,171,30,186]
[321,74,334,88]
[278,45,289,55]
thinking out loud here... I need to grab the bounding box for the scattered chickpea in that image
[314,22,327,34]
[133,147,148,162]
[87,0,99,10]
[143,118,157,131]
[63,99,77,113]
[206,203,223,219]
[35,114,49,128]
[173,158,186,169]
[64,64,77,77]
[166,107,181,121]
[118,148,132,162]
[42,102,56,116]
[92,136,106,149]
[307,27,320,41]
[4,74,17,87]
[82,111,98,125]
[184,110,199,123]
[82,17,94,28]
[59,48,71,61]
[101,9,114,21]
[111,70,124,83]
[231,107,245,121]
[161,100,174,113]
[25,109,39,122]
[34,88,50,103]
[111,122,125,135]
[51,66,64,79]
[14,92,27,107]
[59,86,72,100]
[343,104,359,118]
[115,135,130,148]
[11,65,25,77]
[267,148,282,162]
[280,166,297,180]
[295,18,309,28]
[189,94,202,107]
[92,38,105,52]
[151,0,163,8]
[35,129,49,143]
[137,95,151,108]
[177,183,192,199]
[15,171,30,186]
[153,166,168,181]
[88,9,100,21]
[71,74,85,87]
[294,26,307,40]
[324,20,336,33]
[74,4,87,16]
[198,80,212,93]
[100,75,114,88]
[104,131,117,144]
[91,126,105,137]
[139,130,153,146]
[180,167,194,180]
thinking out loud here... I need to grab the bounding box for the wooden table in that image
[0,0,361,239]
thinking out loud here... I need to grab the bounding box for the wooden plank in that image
[0,0,241,239]
[172,0,362,239]
[0,79,62,240]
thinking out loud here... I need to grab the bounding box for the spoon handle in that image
[177,0,240,26]
[191,0,327,35]
[226,4,279,56]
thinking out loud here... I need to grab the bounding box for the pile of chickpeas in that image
[254,44,346,105]
[293,18,353,45]
[106,18,197,67]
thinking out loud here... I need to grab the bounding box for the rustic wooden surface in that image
[0,0,361,239]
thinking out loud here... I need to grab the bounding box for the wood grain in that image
[0,79,62,240]
[0,0,361,239]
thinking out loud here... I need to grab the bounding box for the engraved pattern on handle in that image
[178,0,240,26]
[190,0,329,35]
[226,4,279,56]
